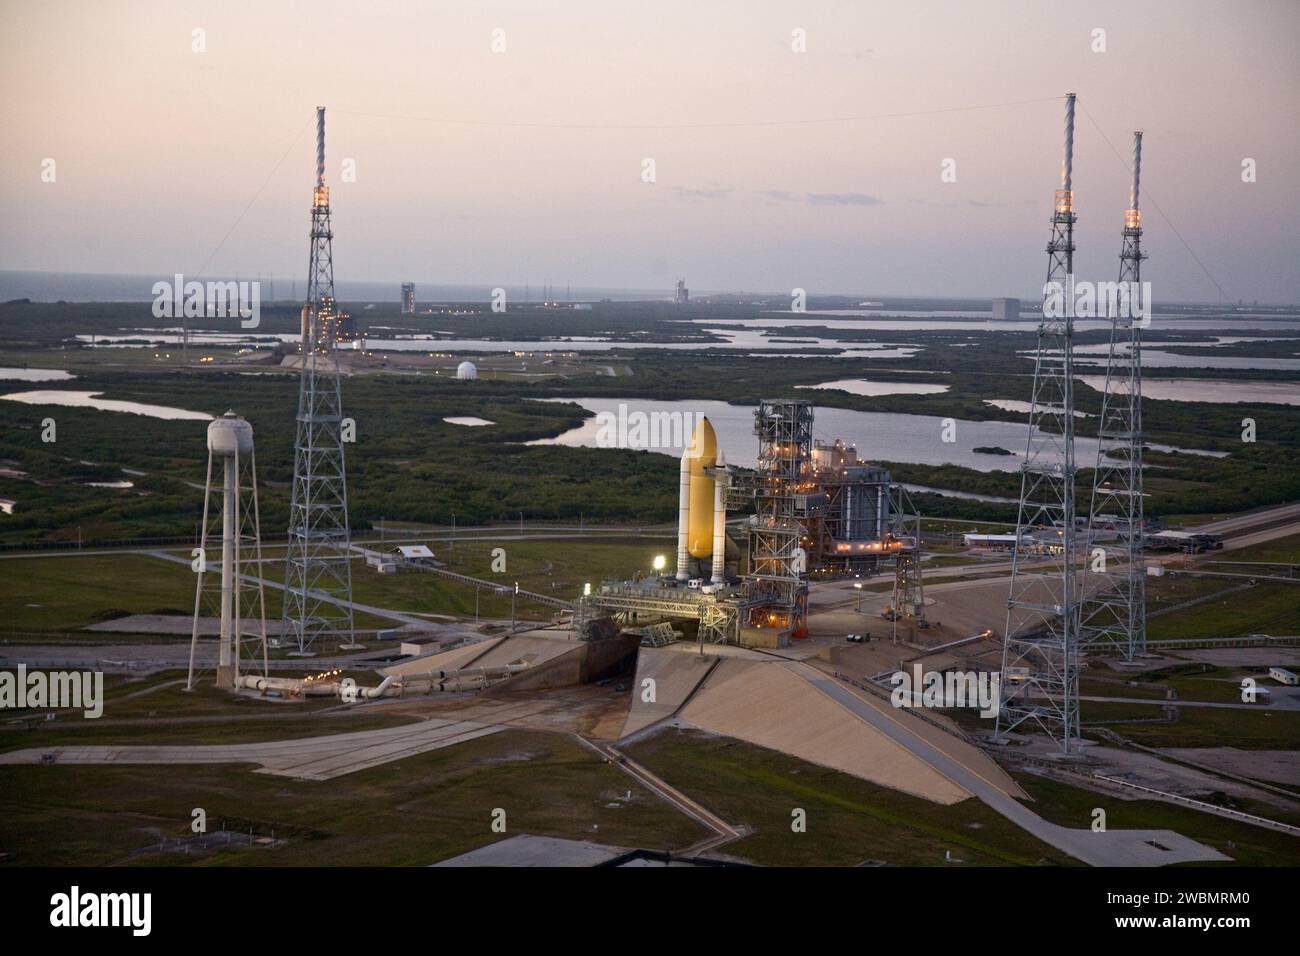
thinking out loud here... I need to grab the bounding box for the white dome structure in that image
[456,361,477,381]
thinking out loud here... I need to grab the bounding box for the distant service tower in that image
[675,278,689,304]
[282,107,359,656]
[1084,131,1148,662]
[400,282,415,314]
[997,93,1083,754]
[187,412,269,690]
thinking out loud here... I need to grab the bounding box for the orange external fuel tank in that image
[686,417,717,559]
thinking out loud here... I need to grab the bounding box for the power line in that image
[1077,101,1230,305]
[194,114,313,278]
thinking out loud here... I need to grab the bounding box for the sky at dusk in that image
[1,0,1297,302]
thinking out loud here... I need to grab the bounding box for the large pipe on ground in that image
[360,675,396,698]
[238,663,529,699]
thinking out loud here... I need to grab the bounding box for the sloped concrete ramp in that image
[472,634,580,670]
[620,646,717,739]
[383,637,504,677]
[680,658,973,805]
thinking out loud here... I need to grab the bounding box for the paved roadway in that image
[0,715,505,780]
[1198,503,1300,537]
[1081,692,1300,712]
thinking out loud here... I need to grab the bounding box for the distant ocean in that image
[0,270,675,304]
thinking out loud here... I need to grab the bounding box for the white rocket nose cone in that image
[717,449,727,468]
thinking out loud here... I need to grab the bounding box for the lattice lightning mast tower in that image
[282,106,358,656]
[996,93,1083,754]
[1083,132,1148,662]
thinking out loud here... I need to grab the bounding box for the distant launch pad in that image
[577,398,926,649]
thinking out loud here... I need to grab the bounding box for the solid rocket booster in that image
[676,447,691,579]
[686,418,717,560]
[711,449,728,585]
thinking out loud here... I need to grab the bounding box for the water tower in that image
[187,411,269,690]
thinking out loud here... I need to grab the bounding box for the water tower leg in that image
[217,453,237,689]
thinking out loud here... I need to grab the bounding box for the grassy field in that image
[0,550,401,635]
[1079,676,1168,700]
[351,535,672,621]
[1147,581,1300,640]
[0,670,422,753]
[0,711,419,753]
[3,553,202,632]
[1014,772,1300,865]
[1083,701,1300,750]
[1085,662,1300,705]
[0,728,708,865]
[625,727,1073,866]
[1162,664,1300,704]
[0,536,666,638]
[1216,532,1300,565]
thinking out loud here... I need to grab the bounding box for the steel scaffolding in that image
[885,485,927,628]
[1083,131,1148,662]
[997,93,1083,754]
[281,107,358,656]
[746,399,813,639]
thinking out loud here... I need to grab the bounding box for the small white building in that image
[963,532,1032,552]
[1269,666,1298,686]
[393,545,436,560]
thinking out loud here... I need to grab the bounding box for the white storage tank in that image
[207,410,253,456]
[456,361,477,381]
